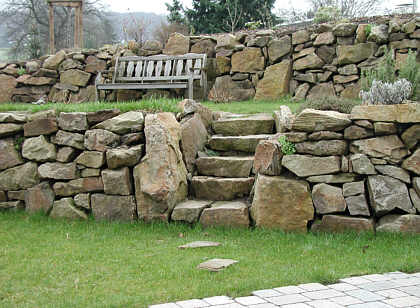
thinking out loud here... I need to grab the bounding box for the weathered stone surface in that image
[306,82,336,100]
[0,162,40,191]
[316,45,336,64]
[81,168,100,177]
[367,24,389,44]
[94,111,144,134]
[294,47,315,60]
[307,173,357,184]
[293,109,351,132]
[275,132,307,143]
[84,129,120,152]
[314,32,335,45]
[180,113,208,172]
[377,214,420,233]
[333,23,358,36]
[253,140,283,176]
[43,50,66,70]
[0,191,6,202]
[231,47,265,73]
[51,133,84,154]
[102,167,132,196]
[312,215,374,232]
[274,106,294,133]
[414,177,420,196]
[208,75,255,102]
[402,149,420,175]
[312,183,346,214]
[375,165,411,184]
[0,112,27,123]
[121,133,145,146]
[294,72,317,83]
[50,198,88,220]
[25,182,55,214]
[345,194,370,216]
[337,43,377,65]
[58,112,88,132]
[0,138,23,170]
[23,118,58,137]
[85,56,106,73]
[344,125,374,140]
[333,75,359,84]
[20,76,54,86]
[409,189,420,212]
[247,36,270,47]
[87,109,121,125]
[338,64,358,75]
[7,190,25,201]
[74,193,90,210]
[351,134,409,164]
[106,145,144,169]
[268,36,292,63]
[343,181,365,197]
[293,83,310,101]
[134,113,187,222]
[75,151,105,168]
[209,134,272,153]
[282,155,341,177]
[53,177,103,196]
[0,201,23,211]
[0,123,22,137]
[177,99,213,130]
[200,201,250,228]
[251,175,313,232]
[350,154,376,175]
[192,176,254,201]
[308,131,342,141]
[402,124,420,149]
[213,114,274,136]
[191,39,216,57]
[255,60,291,100]
[22,135,56,162]
[60,69,91,87]
[293,54,324,70]
[215,56,231,75]
[368,175,414,216]
[163,32,190,55]
[341,155,349,173]
[171,200,213,224]
[351,104,420,123]
[38,162,78,180]
[197,258,238,272]
[178,241,220,249]
[292,30,310,45]
[198,156,253,177]
[295,140,348,156]
[374,122,397,136]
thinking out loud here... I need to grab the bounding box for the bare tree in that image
[153,21,189,45]
[121,12,152,46]
[224,0,243,33]
[307,0,381,17]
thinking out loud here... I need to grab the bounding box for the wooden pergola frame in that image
[48,0,83,54]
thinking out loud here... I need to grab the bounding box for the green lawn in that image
[1,212,419,308]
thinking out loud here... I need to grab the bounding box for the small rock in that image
[50,198,88,220]
[345,195,370,216]
[312,183,346,214]
[197,258,238,272]
[178,241,221,249]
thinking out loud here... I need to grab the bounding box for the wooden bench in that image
[95,53,207,101]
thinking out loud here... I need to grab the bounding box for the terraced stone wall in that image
[0,15,418,104]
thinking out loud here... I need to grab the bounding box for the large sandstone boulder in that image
[253,140,283,176]
[282,155,341,177]
[0,138,23,170]
[255,60,291,100]
[43,50,66,70]
[191,39,216,58]
[0,74,18,103]
[133,113,188,222]
[163,32,190,55]
[292,30,310,44]
[0,162,40,191]
[52,130,85,150]
[293,109,351,132]
[75,151,105,169]
[312,215,374,232]
[199,201,250,228]
[94,111,144,134]
[402,149,420,175]
[58,112,88,132]
[251,175,314,232]
[312,183,346,214]
[208,75,255,102]
[274,105,294,133]
[196,156,253,178]
[25,182,55,214]
[0,123,23,137]
[38,162,78,180]
[22,135,56,162]
[102,168,132,195]
[351,104,420,123]
[106,145,144,169]
[84,129,120,152]
[377,214,420,233]
[306,82,336,100]
[268,36,292,63]
[401,124,420,149]
[337,43,377,65]
[24,118,58,137]
[50,198,88,220]
[231,47,265,73]
[53,177,103,196]
[367,175,414,216]
[293,54,324,70]
[333,23,358,36]
[60,69,91,87]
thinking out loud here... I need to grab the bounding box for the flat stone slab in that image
[212,113,274,136]
[178,241,221,249]
[197,258,238,272]
[208,135,274,153]
[191,176,254,201]
[200,200,250,228]
[196,156,253,178]
[171,200,213,224]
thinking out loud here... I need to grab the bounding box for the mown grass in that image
[1,212,419,308]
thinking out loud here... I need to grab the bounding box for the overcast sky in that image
[102,0,418,14]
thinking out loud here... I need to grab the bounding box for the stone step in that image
[212,113,275,136]
[199,200,250,228]
[196,156,254,178]
[208,134,275,153]
[191,176,254,201]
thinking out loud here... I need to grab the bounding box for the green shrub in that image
[399,50,420,100]
[365,24,372,37]
[314,6,341,23]
[296,96,361,114]
[17,67,26,76]
[278,136,296,155]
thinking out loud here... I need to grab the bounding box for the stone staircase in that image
[172,113,277,228]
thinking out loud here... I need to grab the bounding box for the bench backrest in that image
[113,53,207,83]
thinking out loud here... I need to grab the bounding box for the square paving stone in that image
[393,277,420,287]
[359,274,391,282]
[211,304,246,308]
[150,304,181,308]
[375,288,409,298]
[345,289,386,302]
[382,272,411,279]
[203,296,234,305]
[383,296,420,307]
[298,283,329,292]
[248,304,277,308]
[274,286,305,294]
[307,299,346,308]
[330,296,363,305]
[176,299,210,308]
[302,290,345,300]
[339,277,372,285]
[235,296,267,306]
[251,289,282,298]
[328,283,359,292]
[267,294,310,305]
[347,303,393,308]
[282,304,312,308]
[357,281,399,292]
[397,285,420,296]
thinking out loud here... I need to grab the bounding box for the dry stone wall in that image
[0,16,419,103]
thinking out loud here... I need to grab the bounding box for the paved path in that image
[150,272,420,308]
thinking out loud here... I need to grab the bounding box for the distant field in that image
[0,48,11,61]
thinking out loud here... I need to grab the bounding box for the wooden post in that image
[74,5,79,48]
[49,3,55,54]
[79,2,83,48]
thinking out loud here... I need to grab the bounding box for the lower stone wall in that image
[0,101,419,234]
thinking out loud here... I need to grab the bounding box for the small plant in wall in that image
[17,67,26,76]
[278,136,296,155]
[15,136,24,151]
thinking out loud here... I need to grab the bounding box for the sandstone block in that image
[312,215,374,232]
[84,129,120,152]
[0,124,23,137]
[312,183,346,214]
[345,195,370,216]
[74,193,90,210]
[197,156,253,178]
[295,140,348,156]
[402,149,420,175]
[58,112,88,132]
[200,201,250,228]
[53,177,103,196]
[343,181,365,197]
[23,118,58,137]
[350,154,376,175]
[102,167,132,195]
[377,214,420,233]
[163,32,190,55]
[375,165,411,184]
[191,176,254,201]
[94,111,144,134]
[255,60,292,100]
[171,200,213,224]
[293,109,351,132]
[52,130,84,150]
[0,138,23,170]
[282,155,341,177]
[22,135,56,162]
[231,47,265,73]
[106,145,144,169]
[75,151,105,169]
[50,198,88,220]
[56,147,77,162]
[253,140,283,176]
[0,162,40,191]
[38,162,78,180]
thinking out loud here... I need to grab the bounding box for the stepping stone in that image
[178,241,221,249]
[196,156,253,178]
[191,176,254,201]
[208,135,274,153]
[199,200,250,228]
[197,258,238,272]
[171,200,213,224]
[212,113,274,136]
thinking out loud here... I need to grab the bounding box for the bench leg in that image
[188,78,193,100]
[95,87,99,102]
